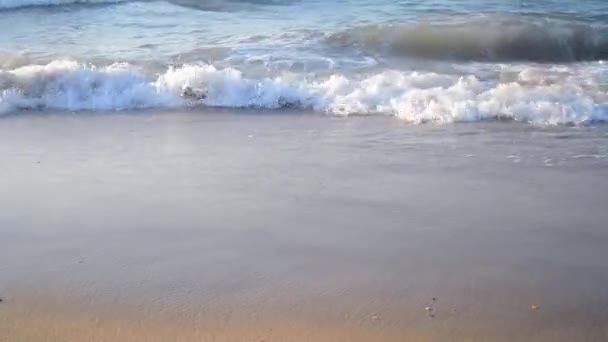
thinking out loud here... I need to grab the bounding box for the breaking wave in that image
[326,17,608,63]
[1,60,607,124]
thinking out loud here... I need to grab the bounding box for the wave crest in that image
[326,17,608,63]
[1,60,606,124]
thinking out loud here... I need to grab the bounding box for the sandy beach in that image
[1,111,607,341]
[3,0,608,339]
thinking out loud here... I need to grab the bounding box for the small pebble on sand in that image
[531,305,540,311]
[425,306,432,312]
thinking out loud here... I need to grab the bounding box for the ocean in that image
[1,0,607,124]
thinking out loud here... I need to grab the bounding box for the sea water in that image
[1,0,607,124]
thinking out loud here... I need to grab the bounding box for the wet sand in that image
[1,110,608,341]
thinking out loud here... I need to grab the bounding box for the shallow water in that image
[1,0,607,123]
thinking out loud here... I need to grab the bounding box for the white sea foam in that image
[1,60,606,124]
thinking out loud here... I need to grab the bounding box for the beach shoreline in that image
[1,110,608,341]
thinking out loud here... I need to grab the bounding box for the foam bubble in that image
[0,61,178,112]
[1,60,606,124]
